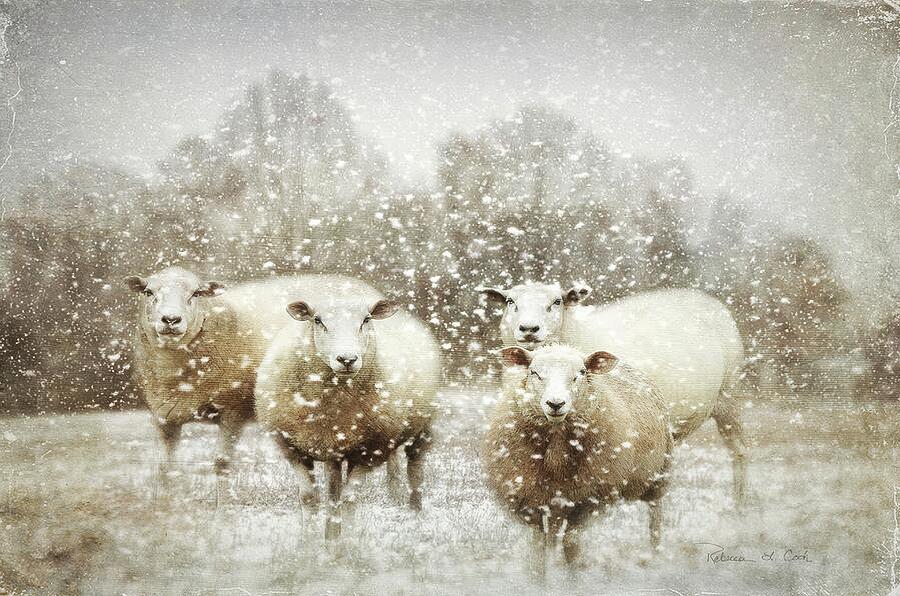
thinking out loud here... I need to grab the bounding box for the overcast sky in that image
[1,0,898,312]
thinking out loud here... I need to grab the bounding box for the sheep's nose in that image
[336,354,358,367]
[519,324,540,334]
[161,314,182,326]
[547,400,565,412]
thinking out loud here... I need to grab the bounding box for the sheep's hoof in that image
[153,468,175,498]
[409,491,422,512]
[565,561,588,579]
[325,518,342,540]
[528,564,547,583]
[564,550,588,570]
[637,551,655,567]
[157,465,173,484]
[730,488,756,512]
[387,479,405,504]
[300,488,320,507]
[213,457,232,475]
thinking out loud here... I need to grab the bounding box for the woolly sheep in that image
[254,278,440,539]
[479,283,748,503]
[483,344,672,574]
[123,267,369,477]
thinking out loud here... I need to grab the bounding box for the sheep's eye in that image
[530,370,542,380]
[142,288,154,297]
[313,316,323,326]
[362,315,372,325]
[505,297,515,306]
[580,368,587,376]
[553,298,562,306]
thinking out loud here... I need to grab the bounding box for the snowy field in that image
[0,388,896,595]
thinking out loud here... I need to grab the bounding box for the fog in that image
[0,2,899,594]
[2,1,898,308]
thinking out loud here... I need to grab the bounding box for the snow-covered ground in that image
[0,389,895,595]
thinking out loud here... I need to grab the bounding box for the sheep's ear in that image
[498,346,533,368]
[477,286,508,304]
[584,351,618,374]
[286,301,315,321]
[369,299,400,320]
[123,275,148,294]
[194,281,226,298]
[563,283,592,306]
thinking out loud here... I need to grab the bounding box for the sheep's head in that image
[123,266,225,347]
[286,297,400,377]
[499,344,617,424]
[478,282,591,348]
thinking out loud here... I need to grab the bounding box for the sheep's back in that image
[566,289,743,434]
[372,310,441,416]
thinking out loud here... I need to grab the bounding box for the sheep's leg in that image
[561,526,584,569]
[156,420,181,483]
[214,418,246,475]
[386,451,405,503]
[344,462,372,512]
[274,434,319,506]
[530,526,548,581]
[647,499,663,551]
[712,395,749,507]
[325,460,343,540]
[404,431,431,511]
[641,469,669,551]
[297,456,318,505]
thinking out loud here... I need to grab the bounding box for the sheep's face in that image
[500,345,617,424]
[123,267,225,347]
[286,298,400,377]
[479,282,591,348]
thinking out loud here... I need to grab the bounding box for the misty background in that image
[0,1,898,413]
[2,4,900,595]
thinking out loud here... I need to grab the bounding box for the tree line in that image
[0,71,883,415]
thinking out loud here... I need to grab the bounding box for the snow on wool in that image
[254,274,441,539]
[482,344,673,573]
[478,282,748,504]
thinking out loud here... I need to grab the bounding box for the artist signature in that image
[696,543,812,564]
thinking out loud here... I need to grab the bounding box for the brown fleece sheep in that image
[255,279,441,539]
[482,344,673,574]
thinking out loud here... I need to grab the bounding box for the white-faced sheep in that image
[479,283,748,504]
[124,267,364,477]
[254,279,440,539]
[483,344,672,574]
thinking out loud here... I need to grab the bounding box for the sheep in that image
[254,279,440,539]
[123,267,367,479]
[483,344,673,574]
[478,283,748,504]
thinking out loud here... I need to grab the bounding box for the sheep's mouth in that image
[516,338,543,349]
[330,366,361,378]
[154,329,185,344]
[545,412,567,423]
[156,329,185,340]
